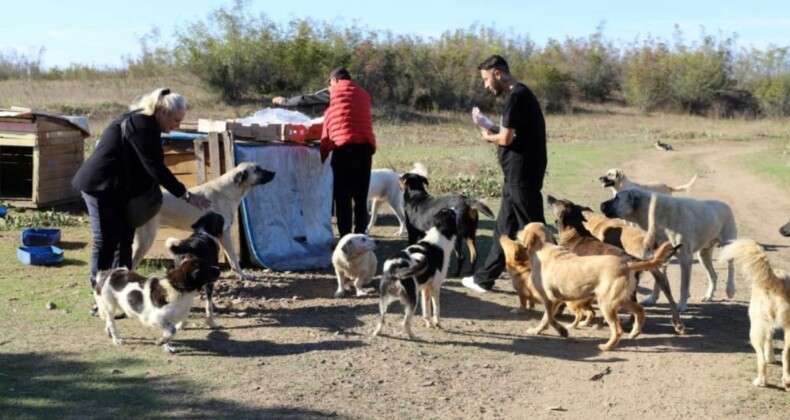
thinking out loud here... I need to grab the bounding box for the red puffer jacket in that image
[320,80,376,162]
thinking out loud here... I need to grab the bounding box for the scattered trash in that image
[590,366,612,382]
[547,406,566,411]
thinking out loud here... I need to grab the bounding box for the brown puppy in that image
[518,222,677,351]
[547,195,685,335]
[502,235,596,328]
[720,239,790,390]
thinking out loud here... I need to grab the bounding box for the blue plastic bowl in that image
[0,205,7,218]
[17,246,64,266]
[22,228,61,246]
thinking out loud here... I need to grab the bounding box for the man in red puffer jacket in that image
[320,67,376,238]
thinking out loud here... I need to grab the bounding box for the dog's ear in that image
[582,206,594,213]
[234,169,249,186]
[420,175,429,187]
[626,190,641,210]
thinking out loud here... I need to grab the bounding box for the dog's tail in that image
[391,257,429,280]
[719,239,784,290]
[468,199,495,219]
[626,242,681,273]
[641,192,658,255]
[671,174,698,194]
[165,237,187,255]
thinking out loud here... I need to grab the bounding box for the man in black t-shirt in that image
[462,54,548,293]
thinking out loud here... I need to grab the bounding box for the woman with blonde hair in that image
[72,88,211,314]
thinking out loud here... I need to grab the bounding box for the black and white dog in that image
[165,211,226,328]
[93,258,221,353]
[372,208,458,340]
[399,173,494,277]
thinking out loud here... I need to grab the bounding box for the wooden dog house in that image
[0,108,89,208]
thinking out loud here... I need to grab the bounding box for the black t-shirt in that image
[498,83,547,188]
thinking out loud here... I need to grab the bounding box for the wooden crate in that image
[146,131,243,266]
[198,118,322,143]
[0,111,88,208]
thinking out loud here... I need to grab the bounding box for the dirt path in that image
[184,140,790,418]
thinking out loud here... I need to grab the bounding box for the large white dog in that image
[132,162,275,280]
[601,189,737,311]
[366,163,427,236]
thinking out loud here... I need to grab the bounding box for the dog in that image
[580,207,655,259]
[93,258,221,353]
[547,195,685,334]
[332,233,378,298]
[132,162,276,280]
[601,189,738,311]
[366,163,427,237]
[399,173,494,277]
[719,239,790,390]
[501,234,597,329]
[372,208,457,340]
[599,168,698,196]
[781,219,790,237]
[516,222,676,351]
[165,211,226,329]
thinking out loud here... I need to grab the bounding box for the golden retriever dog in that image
[601,189,738,311]
[501,235,596,329]
[599,168,698,197]
[331,233,378,298]
[720,239,790,390]
[517,222,677,351]
[547,195,685,334]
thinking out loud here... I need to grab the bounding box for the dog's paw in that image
[526,327,542,336]
[699,294,714,303]
[726,284,736,299]
[510,307,528,314]
[753,376,766,387]
[162,343,178,354]
[112,337,125,346]
[333,289,346,298]
[240,272,255,281]
[598,343,614,352]
[355,289,369,297]
[205,319,220,329]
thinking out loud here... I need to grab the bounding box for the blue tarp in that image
[235,144,334,271]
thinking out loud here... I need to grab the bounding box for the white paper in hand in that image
[472,107,496,131]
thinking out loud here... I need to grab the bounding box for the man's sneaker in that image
[461,276,490,294]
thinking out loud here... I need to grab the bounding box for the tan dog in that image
[582,210,655,259]
[132,162,276,280]
[332,234,378,298]
[599,168,697,197]
[518,222,677,351]
[547,195,685,334]
[720,239,790,390]
[601,189,738,311]
[501,234,596,329]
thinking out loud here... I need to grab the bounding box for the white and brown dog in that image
[332,233,378,298]
[720,239,790,390]
[93,258,220,353]
[599,168,697,196]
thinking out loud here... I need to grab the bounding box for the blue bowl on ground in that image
[0,205,7,218]
[22,228,61,246]
[17,246,64,266]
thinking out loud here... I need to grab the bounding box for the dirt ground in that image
[173,139,787,419]
[5,139,789,419]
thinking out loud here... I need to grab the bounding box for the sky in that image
[1,0,788,69]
